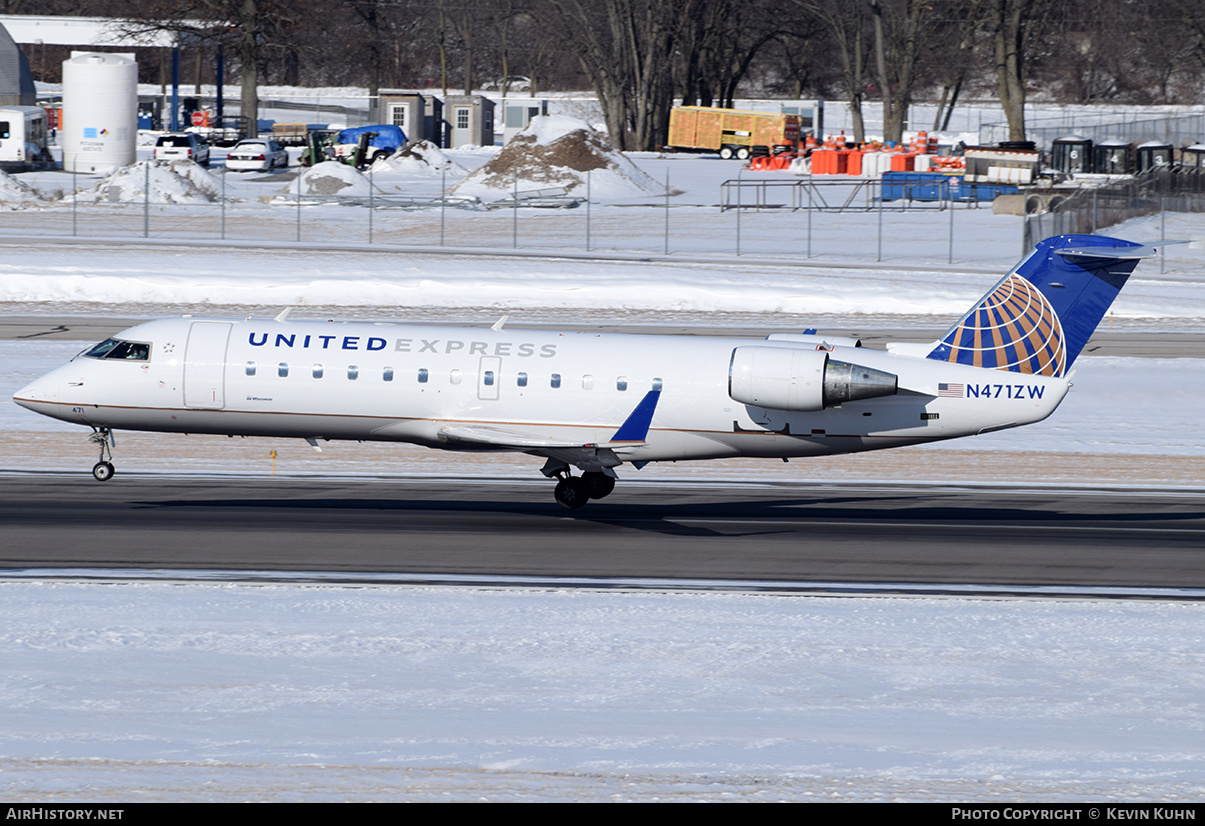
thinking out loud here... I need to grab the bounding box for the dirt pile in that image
[377,140,465,175]
[0,169,42,207]
[70,160,221,204]
[450,115,663,201]
[280,161,376,197]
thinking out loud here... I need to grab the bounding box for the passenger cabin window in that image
[278,363,289,378]
[517,372,528,387]
[483,370,495,386]
[652,378,663,391]
[616,377,628,391]
[551,373,561,388]
[418,368,429,383]
[348,365,359,380]
[383,367,394,382]
[83,338,151,361]
[312,364,324,379]
[582,374,594,390]
[450,369,462,385]
[246,361,257,376]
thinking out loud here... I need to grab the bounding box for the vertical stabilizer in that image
[926,234,1151,377]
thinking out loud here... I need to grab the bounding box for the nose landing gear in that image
[88,428,116,481]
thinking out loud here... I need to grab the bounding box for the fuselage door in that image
[183,321,232,409]
[478,356,501,401]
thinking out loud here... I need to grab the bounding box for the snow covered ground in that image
[3,579,1205,802]
[3,138,1205,802]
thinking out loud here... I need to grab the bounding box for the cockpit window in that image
[83,338,151,361]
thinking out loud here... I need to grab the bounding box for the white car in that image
[225,139,289,172]
[153,133,210,166]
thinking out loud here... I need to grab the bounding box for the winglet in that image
[609,390,661,443]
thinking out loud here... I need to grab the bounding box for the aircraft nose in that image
[13,370,61,410]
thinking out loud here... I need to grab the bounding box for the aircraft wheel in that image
[554,477,590,510]
[92,461,115,482]
[581,472,616,499]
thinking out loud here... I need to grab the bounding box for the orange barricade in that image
[845,150,863,176]
[810,150,835,174]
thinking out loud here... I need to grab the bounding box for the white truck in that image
[0,106,52,170]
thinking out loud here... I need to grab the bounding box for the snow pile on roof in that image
[450,115,664,201]
[0,169,42,206]
[376,140,465,175]
[71,160,221,204]
[280,161,375,197]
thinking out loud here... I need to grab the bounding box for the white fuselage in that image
[14,317,1070,466]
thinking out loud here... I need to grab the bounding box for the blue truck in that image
[330,124,407,165]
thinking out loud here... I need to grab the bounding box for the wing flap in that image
[437,425,592,449]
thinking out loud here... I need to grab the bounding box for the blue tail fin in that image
[926,234,1153,377]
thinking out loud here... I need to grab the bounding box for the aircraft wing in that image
[437,425,605,450]
[436,389,662,453]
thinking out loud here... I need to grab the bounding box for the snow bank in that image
[0,168,42,207]
[280,161,375,197]
[70,160,221,204]
[451,115,664,201]
[376,139,465,175]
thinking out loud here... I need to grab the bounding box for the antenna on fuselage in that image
[275,308,293,323]
[491,315,509,331]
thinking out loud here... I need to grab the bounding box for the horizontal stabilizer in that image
[1054,244,1164,261]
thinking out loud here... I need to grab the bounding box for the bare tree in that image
[930,1,980,131]
[986,0,1055,142]
[546,0,681,150]
[868,0,934,144]
[120,0,303,136]
[677,0,779,109]
[789,1,872,142]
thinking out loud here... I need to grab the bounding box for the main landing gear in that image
[88,427,116,482]
[549,468,617,510]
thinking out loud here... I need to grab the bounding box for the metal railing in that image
[981,111,1205,151]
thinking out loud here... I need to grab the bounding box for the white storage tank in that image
[61,51,137,174]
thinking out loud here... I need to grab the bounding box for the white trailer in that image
[0,106,51,169]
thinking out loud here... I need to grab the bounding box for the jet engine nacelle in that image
[728,346,897,411]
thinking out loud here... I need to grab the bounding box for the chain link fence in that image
[0,166,1033,269]
[1022,170,1205,254]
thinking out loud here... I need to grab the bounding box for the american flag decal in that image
[938,382,964,398]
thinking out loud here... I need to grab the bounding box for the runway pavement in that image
[2,475,1201,588]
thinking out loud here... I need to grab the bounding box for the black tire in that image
[554,477,590,510]
[372,150,389,164]
[581,472,616,500]
[92,461,115,482]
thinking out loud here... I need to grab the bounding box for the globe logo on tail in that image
[940,274,1066,377]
